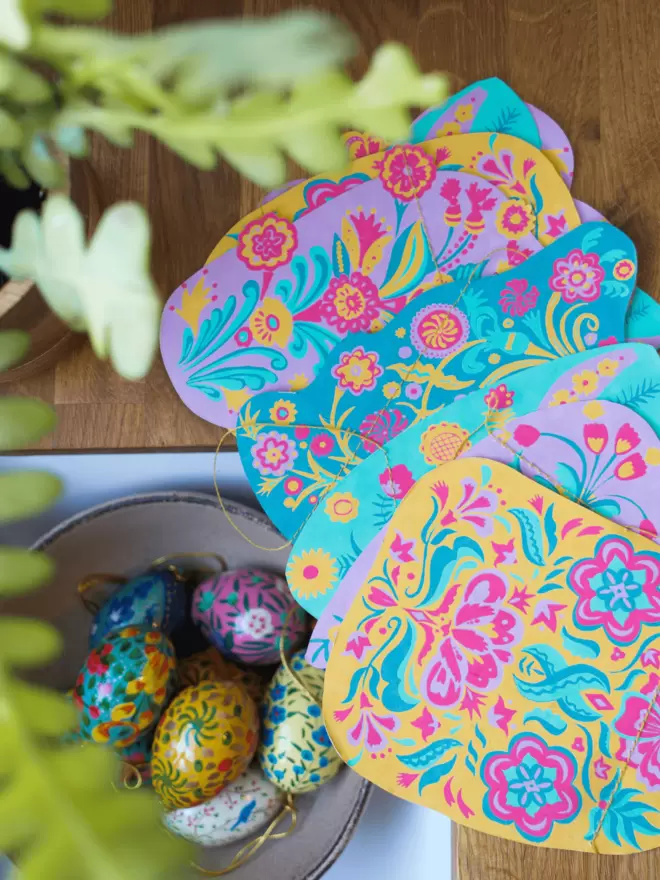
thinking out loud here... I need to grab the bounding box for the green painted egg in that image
[258,649,342,794]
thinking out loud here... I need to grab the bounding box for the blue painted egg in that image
[89,569,186,648]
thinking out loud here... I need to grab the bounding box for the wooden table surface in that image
[5,0,660,877]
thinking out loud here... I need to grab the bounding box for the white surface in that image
[0,452,453,880]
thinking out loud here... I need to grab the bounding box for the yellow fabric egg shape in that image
[151,680,259,810]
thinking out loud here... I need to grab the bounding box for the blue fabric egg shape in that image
[89,569,186,649]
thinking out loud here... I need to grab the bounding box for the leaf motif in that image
[418,756,457,794]
[522,708,568,735]
[398,738,462,770]
[332,232,351,278]
[361,235,393,276]
[560,626,600,660]
[379,220,434,300]
[544,503,557,556]
[509,507,545,565]
[341,217,360,272]
[380,619,418,713]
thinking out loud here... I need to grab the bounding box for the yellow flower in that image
[438,121,461,137]
[646,447,660,466]
[287,549,338,599]
[269,399,297,425]
[249,296,293,347]
[613,259,636,281]
[288,373,309,391]
[582,400,605,420]
[370,319,385,332]
[455,104,474,122]
[495,200,535,239]
[332,347,382,394]
[395,327,407,338]
[597,358,619,376]
[224,388,251,415]
[325,491,359,523]
[420,422,470,464]
[549,389,573,407]
[237,215,297,271]
[383,381,401,400]
[571,370,599,396]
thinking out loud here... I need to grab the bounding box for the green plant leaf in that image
[0,0,30,49]
[0,618,62,667]
[0,470,62,522]
[0,329,30,371]
[0,398,56,449]
[0,547,54,593]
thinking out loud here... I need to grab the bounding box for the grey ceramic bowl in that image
[12,491,370,879]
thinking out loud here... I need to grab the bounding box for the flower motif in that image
[583,423,608,454]
[569,535,660,643]
[615,695,660,791]
[597,358,619,376]
[343,632,373,661]
[240,608,274,639]
[410,707,440,743]
[271,684,287,701]
[270,705,287,724]
[346,692,400,753]
[375,145,436,202]
[513,424,540,448]
[359,409,409,453]
[284,476,303,496]
[237,214,297,271]
[331,347,382,395]
[614,423,640,455]
[378,464,414,499]
[437,121,461,137]
[593,756,612,780]
[251,431,297,476]
[455,103,474,122]
[325,491,359,523]
[311,726,330,746]
[287,549,338,599]
[436,477,499,536]
[498,278,540,317]
[405,382,422,400]
[495,200,535,239]
[319,272,381,334]
[296,174,368,218]
[343,131,386,160]
[613,259,636,281]
[549,249,605,302]
[269,399,297,425]
[549,389,573,406]
[420,422,470,464]
[572,369,599,395]
[310,432,335,456]
[482,734,581,842]
[420,570,523,710]
[383,381,401,399]
[484,384,514,410]
[614,453,647,481]
[249,296,293,347]
[410,303,470,358]
[288,373,309,391]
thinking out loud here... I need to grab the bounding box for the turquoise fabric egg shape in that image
[191,568,307,665]
[258,649,342,794]
[89,569,186,649]
[73,625,177,749]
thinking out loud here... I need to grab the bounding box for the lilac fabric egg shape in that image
[192,568,307,665]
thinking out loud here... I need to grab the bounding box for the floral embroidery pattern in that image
[615,695,660,792]
[325,492,360,523]
[251,431,298,476]
[496,200,535,239]
[249,297,293,347]
[549,249,605,303]
[375,145,436,202]
[287,549,338,599]
[319,272,381,333]
[332,347,383,394]
[410,303,470,358]
[237,215,298,271]
[420,422,470,463]
[499,278,540,317]
[482,734,581,841]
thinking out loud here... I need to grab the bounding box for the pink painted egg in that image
[192,568,307,665]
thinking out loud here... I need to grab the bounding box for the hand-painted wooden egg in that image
[192,568,307,665]
[73,626,177,748]
[117,729,154,787]
[89,569,186,649]
[151,681,259,810]
[163,766,283,845]
[179,647,264,702]
[259,650,342,794]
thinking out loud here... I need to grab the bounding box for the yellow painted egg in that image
[179,647,264,702]
[151,681,259,809]
[258,649,342,794]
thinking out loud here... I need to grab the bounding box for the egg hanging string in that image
[77,573,128,613]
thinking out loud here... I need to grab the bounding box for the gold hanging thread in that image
[77,573,128,613]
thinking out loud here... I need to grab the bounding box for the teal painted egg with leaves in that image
[151,680,259,809]
[90,569,186,649]
[259,650,342,793]
[73,626,177,748]
[192,568,307,665]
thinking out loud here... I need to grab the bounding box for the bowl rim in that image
[31,488,373,878]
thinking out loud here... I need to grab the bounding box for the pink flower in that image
[237,214,297,271]
[319,272,381,334]
[411,707,440,743]
[615,695,660,790]
[498,278,540,317]
[310,433,335,456]
[375,145,436,202]
[549,249,605,303]
[642,649,660,668]
[378,464,414,499]
[594,756,611,780]
[367,586,398,608]
[513,424,540,447]
[296,175,369,218]
[545,213,568,238]
[359,409,409,454]
[614,423,641,455]
[97,682,113,699]
[439,476,499,536]
[570,536,660,643]
[251,431,297,477]
[482,734,581,841]
[391,532,417,563]
[344,132,386,160]
[397,772,420,788]
[420,570,523,710]
[614,452,647,481]
[483,384,514,410]
[331,346,382,395]
[343,632,373,661]
[488,696,516,735]
[347,693,400,753]
[583,423,608,455]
